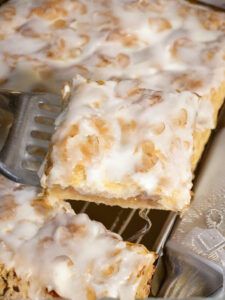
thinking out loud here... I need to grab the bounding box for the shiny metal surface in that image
[69,200,168,248]
[196,0,225,10]
[0,91,61,186]
[159,104,225,298]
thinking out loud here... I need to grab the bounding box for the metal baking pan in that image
[0,0,225,299]
[156,102,225,299]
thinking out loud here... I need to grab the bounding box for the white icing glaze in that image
[0,0,224,295]
[0,177,155,300]
[42,76,200,210]
[0,0,224,129]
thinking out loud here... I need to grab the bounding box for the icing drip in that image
[0,177,155,300]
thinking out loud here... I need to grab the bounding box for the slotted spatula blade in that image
[0,91,61,186]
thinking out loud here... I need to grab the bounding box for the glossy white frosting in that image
[0,0,224,110]
[0,177,155,300]
[42,76,200,210]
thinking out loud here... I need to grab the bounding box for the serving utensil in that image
[0,91,61,186]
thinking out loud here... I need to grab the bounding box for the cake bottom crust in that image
[135,251,157,299]
[192,82,225,168]
[0,264,29,300]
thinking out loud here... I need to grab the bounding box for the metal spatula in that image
[0,91,61,186]
[195,0,225,10]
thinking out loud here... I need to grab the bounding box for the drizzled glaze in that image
[0,0,224,102]
[0,3,224,205]
[42,76,200,210]
[0,177,155,300]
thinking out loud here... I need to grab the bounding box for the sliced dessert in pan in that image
[0,0,224,96]
[35,0,225,212]
[80,0,225,170]
[0,177,156,300]
[41,76,201,211]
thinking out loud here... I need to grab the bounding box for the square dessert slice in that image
[0,176,156,300]
[41,76,200,211]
